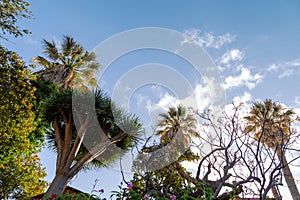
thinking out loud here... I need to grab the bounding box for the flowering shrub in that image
[127,183,133,190]
[42,181,240,200]
[110,182,205,200]
[110,182,142,200]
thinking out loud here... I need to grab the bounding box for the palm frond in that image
[42,39,59,61]
[156,105,199,144]
[42,89,143,171]
[35,36,100,89]
[244,99,295,149]
[32,56,52,68]
[62,35,76,56]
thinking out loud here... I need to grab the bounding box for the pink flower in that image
[143,194,150,199]
[99,189,104,193]
[51,194,57,199]
[127,183,133,190]
[170,194,176,200]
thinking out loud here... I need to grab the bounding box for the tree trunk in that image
[271,186,280,199]
[45,173,70,196]
[62,69,74,89]
[282,155,300,200]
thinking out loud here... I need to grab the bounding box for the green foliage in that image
[43,192,106,200]
[43,179,106,200]
[0,0,32,39]
[0,45,47,199]
[41,88,142,170]
[110,182,210,200]
[130,160,197,198]
[110,182,143,200]
[32,35,100,90]
[127,106,202,199]
[33,35,141,195]
[31,80,59,145]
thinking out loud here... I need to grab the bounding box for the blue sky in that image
[3,0,300,198]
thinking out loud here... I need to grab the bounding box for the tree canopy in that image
[0,45,47,199]
[41,88,142,195]
[0,0,32,39]
[32,35,100,90]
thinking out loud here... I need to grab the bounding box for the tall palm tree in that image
[135,105,199,184]
[156,105,198,146]
[32,35,99,90]
[42,89,142,195]
[244,99,300,200]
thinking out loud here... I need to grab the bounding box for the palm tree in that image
[42,89,142,195]
[32,35,99,90]
[134,105,199,186]
[156,105,198,146]
[244,99,300,200]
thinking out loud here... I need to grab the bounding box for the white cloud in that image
[181,29,236,49]
[150,85,164,98]
[223,67,263,90]
[288,59,300,67]
[135,93,149,107]
[146,83,213,126]
[225,92,252,119]
[268,58,300,78]
[232,92,252,104]
[278,69,294,79]
[147,93,178,112]
[220,49,244,64]
[267,64,278,72]
[147,84,210,114]
[295,96,300,105]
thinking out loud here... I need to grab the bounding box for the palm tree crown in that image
[244,99,294,150]
[156,105,198,145]
[32,35,99,90]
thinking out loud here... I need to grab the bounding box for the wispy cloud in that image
[181,28,236,49]
[268,58,300,78]
[223,67,263,90]
[143,28,264,130]
[278,69,294,79]
[150,85,164,99]
[135,93,151,107]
